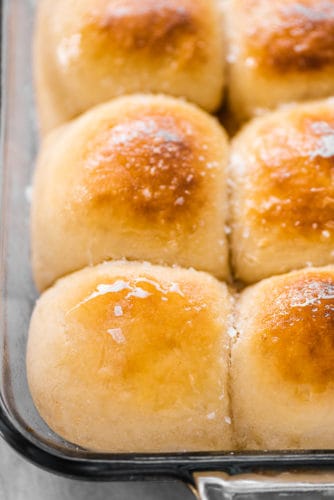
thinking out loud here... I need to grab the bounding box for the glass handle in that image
[188,471,334,500]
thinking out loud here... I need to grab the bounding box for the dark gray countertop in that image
[0,441,193,500]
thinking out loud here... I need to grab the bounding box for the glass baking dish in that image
[2,0,334,498]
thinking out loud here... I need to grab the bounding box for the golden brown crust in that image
[83,0,201,61]
[248,270,334,393]
[234,103,334,239]
[62,270,226,410]
[241,0,334,74]
[74,113,205,225]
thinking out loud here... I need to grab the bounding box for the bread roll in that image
[35,0,226,133]
[232,266,334,450]
[27,261,234,452]
[229,99,334,284]
[32,95,230,291]
[226,0,334,122]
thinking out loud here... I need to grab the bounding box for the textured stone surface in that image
[0,442,193,500]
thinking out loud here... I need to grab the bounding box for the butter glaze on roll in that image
[232,266,334,450]
[230,99,334,284]
[35,0,226,133]
[27,261,233,452]
[227,0,334,122]
[32,95,230,291]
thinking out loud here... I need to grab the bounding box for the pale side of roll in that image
[27,261,234,452]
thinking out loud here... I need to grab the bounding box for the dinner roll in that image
[232,266,334,450]
[27,261,234,452]
[32,95,230,291]
[229,99,334,284]
[226,0,334,122]
[35,0,226,133]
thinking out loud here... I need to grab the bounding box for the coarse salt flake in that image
[207,412,216,420]
[107,328,125,344]
[114,305,123,317]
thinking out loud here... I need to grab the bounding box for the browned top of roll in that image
[53,95,226,231]
[248,269,334,393]
[87,0,198,56]
[232,100,334,240]
[235,0,334,74]
[56,0,209,69]
[78,114,203,225]
[46,264,229,412]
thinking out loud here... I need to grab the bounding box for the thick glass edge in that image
[1,0,334,484]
